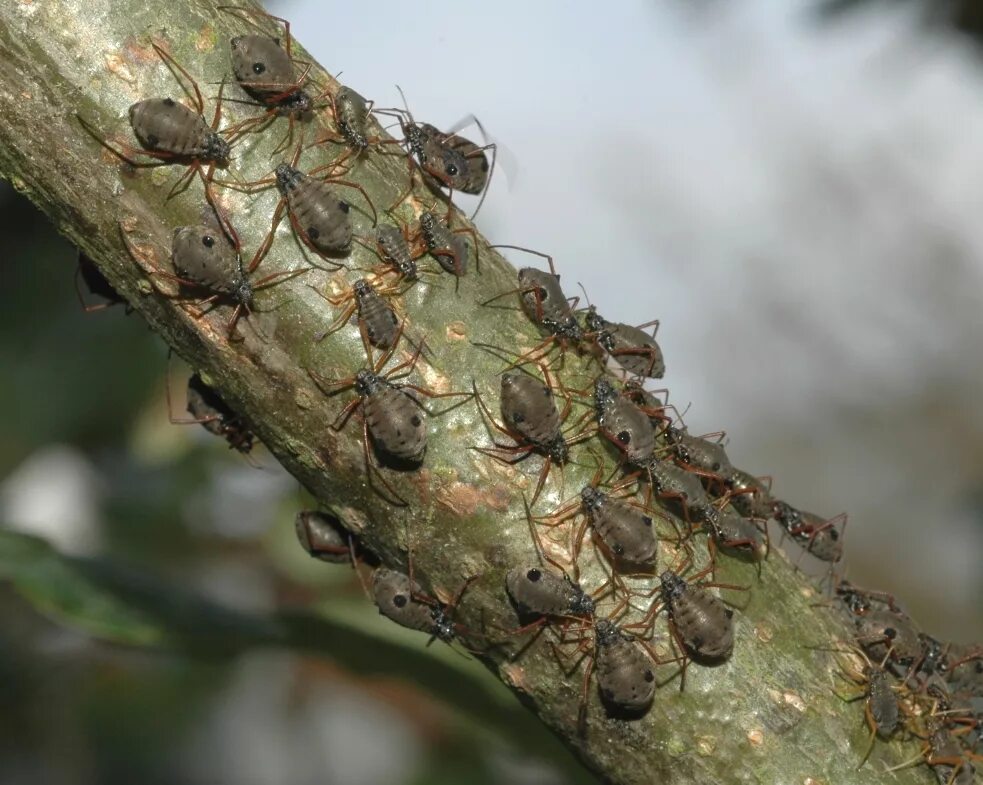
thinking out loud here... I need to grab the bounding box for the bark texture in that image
[0,2,939,783]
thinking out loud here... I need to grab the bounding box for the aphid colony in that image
[78,7,982,777]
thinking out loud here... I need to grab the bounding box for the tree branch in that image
[0,2,938,783]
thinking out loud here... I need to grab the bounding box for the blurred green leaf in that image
[0,528,165,645]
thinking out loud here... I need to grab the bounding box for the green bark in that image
[0,2,939,783]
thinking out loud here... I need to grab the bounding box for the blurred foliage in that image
[813,0,983,43]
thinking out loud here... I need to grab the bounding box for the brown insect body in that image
[230,34,312,116]
[647,458,717,522]
[773,501,844,562]
[580,486,657,566]
[854,608,922,672]
[294,510,350,563]
[866,669,899,738]
[334,86,370,150]
[505,566,595,618]
[184,373,255,453]
[585,306,664,379]
[172,225,252,306]
[660,571,734,660]
[594,379,656,466]
[517,267,582,342]
[594,620,656,713]
[275,164,353,255]
[666,426,733,478]
[420,210,470,275]
[372,568,454,642]
[709,510,766,561]
[725,468,774,520]
[499,371,566,460]
[351,279,400,349]
[375,225,419,280]
[357,370,427,464]
[129,98,230,164]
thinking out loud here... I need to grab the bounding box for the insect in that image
[306,342,470,505]
[481,246,583,369]
[593,378,657,468]
[705,509,768,570]
[621,380,676,430]
[366,223,425,282]
[419,208,479,279]
[159,218,307,338]
[534,466,661,573]
[471,361,588,506]
[166,369,257,457]
[219,6,320,151]
[644,456,720,524]
[772,500,846,563]
[853,607,925,679]
[294,510,354,564]
[310,277,402,361]
[723,467,775,521]
[584,304,664,379]
[887,719,980,785]
[74,251,129,313]
[833,578,901,617]
[380,89,497,218]
[663,426,733,490]
[78,43,232,206]
[655,567,745,687]
[827,646,902,768]
[221,145,377,265]
[371,566,476,647]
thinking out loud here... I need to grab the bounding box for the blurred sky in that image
[269,0,983,638]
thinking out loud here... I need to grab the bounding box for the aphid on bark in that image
[644,456,719,524]
[167,370,256,457]
[379,88,497,219]
[480,245,583,369]
[705,509,768,571]
[419,208,479,279]
[306,341,471,505]
[310,276,402,362]
[78,43,232,207]
[158,219,307,339]
[621,380,677,430]
[534,466,661,573]
[220,145,377,265]
[853,607,924,678]
[74,251,130,313]
[368,223,425,282]
[294,510,354,564]
[833,578,901,618]
[664,425,733,490]
[584,304,664,379]
[772,500,846,563]
[471,361,589,506]
[219,6,321,152]
[887,719,979,785]
[593,378,657,467]
[371,566,477,647]
[826,646,902,768]
[723,467,775,521]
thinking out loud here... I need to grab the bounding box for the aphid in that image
[621,380,676,430]
[706,509,768,567]
[78,43,231,205]
[306,342,470,505]
[506,565,597,621]
[593,378,657,467]
[221,146,377,264]
[380,89,497,218]
[167,371,256,456]
[888,720,979,785]
[659,569,736,666]
[723,467,775,521]
[294,510,353,564]
[825,646,902,768]
[945,647,983,697]
[853,608,924,677]
[220,6,318,150]
[481,246,583,368]
[536,471,660,571]
[834,578,902,617]
[584,304,664,379]
[163,220,306,337]
[471,362,586,505]
[306,85,406,173]
[75,251,129,313]
[370,223,423,281]
[310,277,402,361]
[772,500,845,563]
[644,456,719,523]
[419,209,478,278]
[664,426,733,487]
[591,619,657,715]
[371,567,475,645]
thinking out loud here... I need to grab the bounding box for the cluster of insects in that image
[76,6,981,780]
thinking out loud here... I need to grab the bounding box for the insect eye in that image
[884,627,897,639]
[202,235,215,248]
[642,516,653,527]
[613,545,624,556]
[393,594,408,608]
[617,430,631,444]
[537,287,549,301]
[526,568,541,582]
[252,62,266,74]
[446,163,458,176]
[339,201,351,213]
